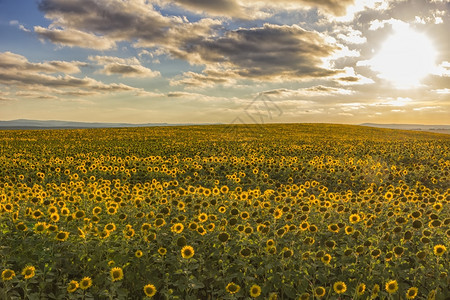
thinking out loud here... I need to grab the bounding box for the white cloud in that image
[34,26,117,50]
[88,56,160,78]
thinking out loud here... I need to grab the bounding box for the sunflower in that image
[154,218,166,227]
[67,280,79,293]
[273,208,283,219]
[308,225,318,233]
[300,221,309,231]
[371,284,380,299]
[110,267,123,282]
[406,287,418,299]
[385,280,398,294]
[92,206,102,215]
[171,223,184,233]
[181,245,194,259]
[143,283,157,297]
[105,223,116,232]
[79,277,92,290]
[371,249,381,259]
[158,247,167,256]
[50,213,60,222]
[16,222,27,231]
[22,266,35,279]
[226,282,240,294]
[314,286,326,298]
[197,226,206,236]
[393,246,404,257]
[384,192,393,200]
[345,226,354,235]
[55,231,70,241]
[74,210,85,219]
[334,281,347,294]
[141,223,151,232]
[124,228,135,239]
[433,244,446,256]
[321,254,331,264]
[356,283,366,296]
[220,185,229,194]
[1,269,15,281]
[34,222,47,233]
[107,207,117,215]
[198,213,208,223]
[299,292,310,300]
[328,224,339,233]
[349,214,360,224]
[249,284,261,298]
[218,232,229,243]
[135,250,143,258]
[240,248,251,258]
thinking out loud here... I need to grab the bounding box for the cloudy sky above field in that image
[0,0,449,124]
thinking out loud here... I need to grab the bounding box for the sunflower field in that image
[0,124,448,299]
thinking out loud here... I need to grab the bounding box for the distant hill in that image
[1,120,449,133]
[0,119,198,129]
[360,123,450,134]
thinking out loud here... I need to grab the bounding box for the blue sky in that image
[0,0,449,124]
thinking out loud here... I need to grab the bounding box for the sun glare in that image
[368,24,437,88]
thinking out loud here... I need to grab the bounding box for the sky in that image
[0,0,449,125]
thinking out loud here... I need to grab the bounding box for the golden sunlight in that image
[368,24,437,88]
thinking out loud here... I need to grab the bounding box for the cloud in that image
[36,1,348,83]
[34,26,117,50]
[9,20,31,32]
[172,24,342,82]
[88,56,160,78]
[433,61,450,77]
[0,51,84,74]
[170,68,237,87]
[165,0,356,18]
[37,0,212,48]
[262,85,353,98]
[336,28,367,44]
[333,67,375,85]
[0,51,141,99]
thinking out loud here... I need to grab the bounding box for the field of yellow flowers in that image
[0,124,448,299]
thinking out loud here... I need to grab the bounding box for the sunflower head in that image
[314,286,326,298]
[406,287,418,299]
[357,283,366,296]
[226,282,240,294]
[333,281,347,294]
[385,280,398,294]
[55,231,69,241]
[249,284,261,298]
[110,267,124,282]
[1,269,15,281]
[67,280,79,293]
[181,245,194,259]
[79,276,92,290]
[299,292,310,300]
[433,244,446,256]
[22,266,36,279]
[143,283,157,297]
[158,247,167,256]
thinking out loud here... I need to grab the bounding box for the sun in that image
[368,24,437,88]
